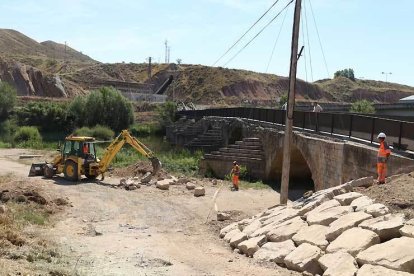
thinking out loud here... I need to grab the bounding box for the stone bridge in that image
[167,116,414,191]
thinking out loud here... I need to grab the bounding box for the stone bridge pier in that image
[168,117,414,191]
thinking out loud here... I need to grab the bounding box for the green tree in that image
[69,87,134,132]
[0,82,17,120]
[157,101,177,130]
[350,100,375,114]
[278,94,288,108]
[334,68,355,81]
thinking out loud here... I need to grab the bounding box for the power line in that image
[308,0,330,78]
[265,6,289,73]
[303,0,313,81]
[223,0,295,67]
[300,8,308,82]
[212,0,282,66]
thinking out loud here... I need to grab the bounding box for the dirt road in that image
[0,149,297,276]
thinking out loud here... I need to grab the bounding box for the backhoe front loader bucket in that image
[29,163,45,177]
[150,157,162,176]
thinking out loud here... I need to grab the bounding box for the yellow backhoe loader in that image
[28,130,161,181]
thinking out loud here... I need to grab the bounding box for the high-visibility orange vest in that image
[377,141,391,163]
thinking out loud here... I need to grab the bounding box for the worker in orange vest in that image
[377,132,391,184]
[231,161,240,191]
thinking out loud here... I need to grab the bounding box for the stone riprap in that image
[219,178,412,275]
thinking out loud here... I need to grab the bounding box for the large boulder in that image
[253,240,296,264]
[284,243,323,275]
[348,176,374,188]
[357,264,413,276]
[229,232,248,248]
[220,222,239,238]
[292,224,329,250]
[156,179,173,190]
[242,219,262,237]
[318,252,358,276]
[326,228,380,257]
[356,237,414,273]
[350,196,374,212]
[305,199,341,219]
[334,192,363,206]
[326,212,373,241]
[223,229,241,243]
[364,203,390,217]
[266,216,308,242]
[400,219,414,238]
[359,214,405,241]
[306,206,351,226]
[237,235,267,257]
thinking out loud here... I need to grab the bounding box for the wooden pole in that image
[280,0,302,205]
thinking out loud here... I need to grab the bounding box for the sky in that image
[1,0,413,86]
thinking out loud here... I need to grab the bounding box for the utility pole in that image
[168,46,171,63]
[381,72,392,82]
[280,0,302,205]
[165,40,168,63]
[148,57,152,79]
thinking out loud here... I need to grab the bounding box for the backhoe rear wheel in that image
[64,160,78,181]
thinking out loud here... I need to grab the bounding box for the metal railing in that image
[178,108,414,152]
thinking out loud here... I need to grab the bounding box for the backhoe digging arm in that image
[98,130,161,176]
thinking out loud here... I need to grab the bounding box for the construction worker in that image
[377,132,391,184]
[231,161,240,191]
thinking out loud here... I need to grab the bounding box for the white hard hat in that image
[377,132,386,139]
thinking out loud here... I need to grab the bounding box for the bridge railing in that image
[177,108,414,152]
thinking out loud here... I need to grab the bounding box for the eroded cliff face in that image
[0,59,67,97]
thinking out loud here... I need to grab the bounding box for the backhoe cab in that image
[29,130,161,181]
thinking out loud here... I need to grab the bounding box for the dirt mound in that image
[357,173,414,219]
[112,160,169,179]
[0,180,70,209]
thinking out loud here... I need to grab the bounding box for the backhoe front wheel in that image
[64,160,78,181]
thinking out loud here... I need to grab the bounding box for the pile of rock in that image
[119,175,206,197]
[220,176,414,275]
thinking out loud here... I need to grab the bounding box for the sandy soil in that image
[0,149,298,276]
[358,173,414,219]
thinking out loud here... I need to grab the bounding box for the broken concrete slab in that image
[223,228,241,242]
[326,228,380,257]
[297,193,331,216]
[220,222,239,238]
[266,216,308,242]
[292,224,329,250]
[237,235,267,257]
[356,237,414,273]
[156,179,174,190]
[253,240,296,264]
[260,207,299,226]
[400,219,414,238]
[229,232,248,248]
[326,212,373,241]
[193,187,205,197]
[349,176,374,188]
[334,192,363,206]
[364,203,390,217]
[350,196,374,212]
[284,243,323,275]
[357,264,413,276]
[359,214,405,241]
[307,206,351,226]
[318,252,358,276]
[305,199,341,218]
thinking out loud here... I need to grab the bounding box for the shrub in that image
[0,120,17,143]
[15,102,70,131]
[350,100,375,114]
[73,125,114,140]
[13,126,42,144]
[129,123,163,137]
[157,101,177,130]
[334,68,355,81]
[278,94,288,108]
[0,82,17,120]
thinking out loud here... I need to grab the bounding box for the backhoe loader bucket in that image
[29,163,45,177]
[150,157,162,176]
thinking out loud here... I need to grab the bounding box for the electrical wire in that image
[303,0,314,81]
[308,0,330,77]
[300,7,308,83]
[265,6,289,73]
[212,0,282,66]
[223,0,295,67]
